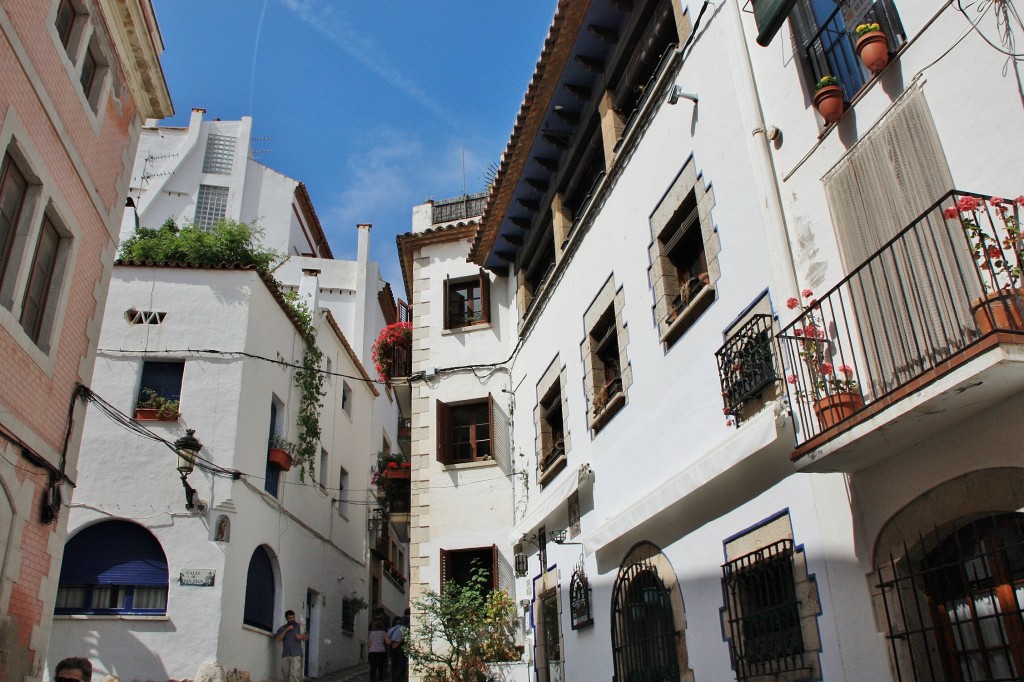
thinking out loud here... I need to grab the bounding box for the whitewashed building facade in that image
[404,1,1024,681]
[45,113,408,680]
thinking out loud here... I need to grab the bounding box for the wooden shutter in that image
[487,393,495,458]
[491,544,499,591]
[436,399,452,464]
[479,268,491,323]
[440,549,451,593]
[442,276,451,330]
[753,0,799,47]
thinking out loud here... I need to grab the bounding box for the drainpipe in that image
[724,0,801,323]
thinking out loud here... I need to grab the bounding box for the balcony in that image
[781,191,1024,471]
[431,191,487,224]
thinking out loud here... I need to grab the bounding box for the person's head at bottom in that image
[56,658,92,682]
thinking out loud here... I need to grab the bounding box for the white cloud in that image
[277,0,460,127]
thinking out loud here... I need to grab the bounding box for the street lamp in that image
[174,429,203,511]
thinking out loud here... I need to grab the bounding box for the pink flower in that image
[943,206,959,220]
[801,288,814,298]
[956,196,981,213]
[786,374,798,384]
[837,364,854,376]
[723,407,730,415]
[804,323,818,338]
[820,361,834,375]
[786,297,800,309]
[793,328,804,337]
[1016,195,1024,206]
[990,197,1005,206]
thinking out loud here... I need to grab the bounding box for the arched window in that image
[244,545,275,631]
[55,520,168,615]
[611,542,688,682]
[877,512,1024,680]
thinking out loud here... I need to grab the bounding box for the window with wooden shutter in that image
[445,274,488,329]
[479,268,491,323]
[440,548,451,591]
[449,399,491,462]
[436,399,452,464]
[442,276,451,330]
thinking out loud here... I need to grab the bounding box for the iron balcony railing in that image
[431,191,488,224]
[802,0,905,98]
[397,417,411,443]
[717,314,779,424]
[779,190,1024,447]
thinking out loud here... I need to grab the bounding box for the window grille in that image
[202,134,236,174]
[716,314,778,423]
[722,539,805,680]
[570,561,593,629]
[875,513,1024,681]
[194,184,228,230]
[611,547,680,682]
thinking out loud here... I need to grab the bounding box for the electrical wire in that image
[97,346,386,386]
[955,0,1024,60]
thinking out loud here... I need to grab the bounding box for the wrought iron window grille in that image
[611,552,680,682]
[722,539,806,680]
[875,513,1024,681]
[717,314,779,424]
[570,560,593,630]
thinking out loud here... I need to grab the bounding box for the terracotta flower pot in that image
[134,407,179,421]
[856,31,889,74]
[813,391,864,430]
[813,85,845,124]
[382,469,410,480]
[268,447,292,471]
[971,289,1024,334]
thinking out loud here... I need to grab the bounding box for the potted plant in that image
[135,388,180,421]
[371,321,412,383]
[813,76,844,125]
[855,23,889,74]
[785,290,865,429]
[945,194,1024,333]
[268,435,295,471]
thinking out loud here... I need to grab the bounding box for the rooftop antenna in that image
[461,148,467,196]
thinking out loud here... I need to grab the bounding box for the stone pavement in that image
[311,662,371,682]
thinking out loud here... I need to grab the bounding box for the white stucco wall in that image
[46,267,397,680]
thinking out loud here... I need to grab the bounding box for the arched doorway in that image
[873,468,1024,680]
[610,541,691,682]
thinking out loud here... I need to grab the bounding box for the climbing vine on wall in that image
[282,292,326,483]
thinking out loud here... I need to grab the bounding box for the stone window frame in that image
[648,157,720,348]
[581,276,631,434]
[534,355,571,487]
[720,511,822,681]
[0,111,80,372]
[47,0,115,128]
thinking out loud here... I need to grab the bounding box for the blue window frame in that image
[55,520,168,615]
[138,360,184,404]
[244,546,275,631]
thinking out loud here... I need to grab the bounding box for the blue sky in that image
[153,1,556,290]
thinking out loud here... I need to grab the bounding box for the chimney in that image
[357,224,371,266]
[298,268,321,312]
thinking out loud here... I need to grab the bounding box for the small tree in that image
[407,563,519,682]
